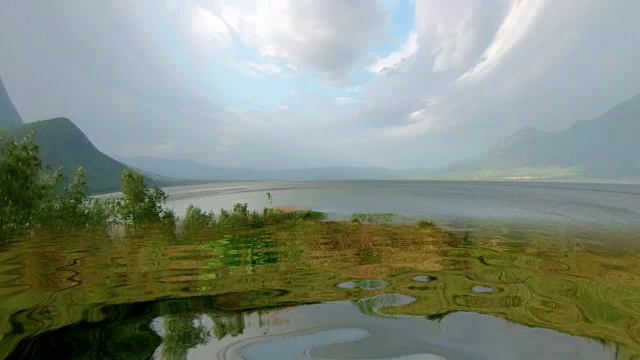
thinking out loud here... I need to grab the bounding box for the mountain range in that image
[436,92,640,181]
[113,155,433,181]
[2,70,640,186]
[117,92,640,182]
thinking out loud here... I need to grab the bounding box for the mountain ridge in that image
[435,91,640,180]
[0,75,22,127]
[114,155,433,181]
[4,118,201,193]
[6,118,131,193]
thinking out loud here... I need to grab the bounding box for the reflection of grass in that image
[2,219,640,357]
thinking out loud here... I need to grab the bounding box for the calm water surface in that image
[2,181,640,359]
[164,181,640,227]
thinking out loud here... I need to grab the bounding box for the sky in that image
[1,0,639,169]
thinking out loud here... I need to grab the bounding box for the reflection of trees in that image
[210,311,245,340]
[159,310,245,359]
[92,317,162,359]
[161,314,208,360]
[6,310,162,359]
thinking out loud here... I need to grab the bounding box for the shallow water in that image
[164,181,640,227]
[1,217,639,359]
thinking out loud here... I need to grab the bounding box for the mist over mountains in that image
[437,92,640,180]
[2,70,640,185]
[114,155,432,181]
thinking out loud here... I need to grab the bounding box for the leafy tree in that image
[118,169,176,235]
[0,133,117,237]
[0,132,59,235]
[52,167,90,227]
[181,205,216,237]
[50,167,115,230]
[1,133,325,240]
[218,203,251,227]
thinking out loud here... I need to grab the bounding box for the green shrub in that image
[181,204,216,235]
[417,220,435,228]
[216,203,327,230]
[218,203,251,227]
[295,210,326,221]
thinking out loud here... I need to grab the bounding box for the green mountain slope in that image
[6,118,131,193]
[0,76,22,127]
[438,92,640,181]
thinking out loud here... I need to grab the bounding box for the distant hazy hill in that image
[115,155,432,181]
[0,76,22,127]
[437,92,640,180]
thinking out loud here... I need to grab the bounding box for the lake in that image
[2,181,640,359]
[164,180,640,227]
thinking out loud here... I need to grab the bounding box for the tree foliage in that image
[118,169,175,236]
[1,133,327,241]
[0,133,59,234]
[0,134,173,239]
[181,204,216,236]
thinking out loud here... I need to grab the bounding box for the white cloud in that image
[369,32,419,74]
[383,110,448,137]
[460,0,548,80]
[191,6,232,47]
[415,0,505,74]
[354,103,377,117]
[219,3,243,33]
[431,10,475,73]
[219,0,388,82]
[277,104,289,111]
[7,0,640,170]
[335,97,356,106]
[408,108,424,120]
[247,62,282,75]
[383,120,431,137]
